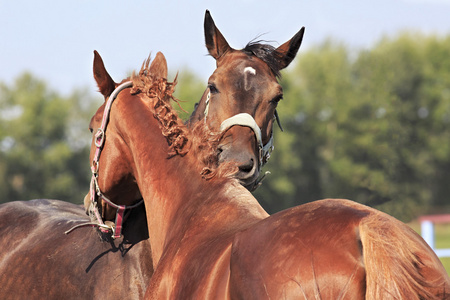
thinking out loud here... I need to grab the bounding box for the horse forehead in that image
[220,52,272,76]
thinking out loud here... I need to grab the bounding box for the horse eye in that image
[270,95,283,105]
[208,83,219,94]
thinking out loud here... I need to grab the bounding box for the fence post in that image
[421,220,435,249]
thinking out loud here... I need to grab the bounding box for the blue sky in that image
[1,0,450,95]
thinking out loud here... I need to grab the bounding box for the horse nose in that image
[218,144,259,183]
[236,157,256,178]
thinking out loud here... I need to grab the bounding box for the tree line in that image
[1,33,450,221]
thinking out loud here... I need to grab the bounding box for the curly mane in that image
[129,57,238,180]
[130,59,188,158]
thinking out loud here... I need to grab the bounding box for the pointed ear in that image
[204,10,232,60]
[93,50,117,99]
[149,52,168,79]
[275,27,305,70]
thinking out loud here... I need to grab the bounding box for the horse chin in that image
[239,176,260,192]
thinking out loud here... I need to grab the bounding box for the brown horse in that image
[88,54,449,299]
[0,52,172,300]
[187,10,305,191]
[0,199,152,299]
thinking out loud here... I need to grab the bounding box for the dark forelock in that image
[242,41,283,78]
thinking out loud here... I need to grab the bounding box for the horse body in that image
[87,59,449,299]
[230,199,367,299]
[0,199,152,299]
[92,72,268,298]
[230,199,449,299]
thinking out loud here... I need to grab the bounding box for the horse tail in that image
[359,211,450,299]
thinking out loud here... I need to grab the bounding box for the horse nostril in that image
[238,158,255,174]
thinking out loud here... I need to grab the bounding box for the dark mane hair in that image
[129,57,238,181]
[243,41,284,78]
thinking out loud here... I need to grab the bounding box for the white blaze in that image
[244,66,256,75]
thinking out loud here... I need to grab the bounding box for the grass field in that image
[409,221,450,276]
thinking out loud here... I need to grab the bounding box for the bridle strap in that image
[203,90,211,122]
[91,81,134,168]
[219,113,274,166]
[66,81,143,239]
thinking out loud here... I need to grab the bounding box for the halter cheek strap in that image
[203,91,211,122]
[65,81,144,239]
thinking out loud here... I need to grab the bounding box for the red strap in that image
[113,206,126,239]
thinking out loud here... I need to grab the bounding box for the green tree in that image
[255,40,354,213]
[171,69,207,121]
[255,34,450,221]
[0,73,97,204]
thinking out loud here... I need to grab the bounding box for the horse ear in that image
[204,10,231,60]
[149,52,168,79]
[275,27,305,70]
[93,50,117,99]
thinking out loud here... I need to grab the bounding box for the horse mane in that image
[129,57,238,181]
[243,40,284,78]
[130,60,188,158]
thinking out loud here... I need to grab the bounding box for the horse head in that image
[86,50,170,223]
[187,10,305,191]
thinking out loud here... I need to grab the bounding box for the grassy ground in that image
[409,221,450,276]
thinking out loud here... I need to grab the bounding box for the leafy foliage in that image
[172,69,207,121]
[254,34,450,221]
[0,73,97,204]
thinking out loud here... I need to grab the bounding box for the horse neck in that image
[117,94,268,268]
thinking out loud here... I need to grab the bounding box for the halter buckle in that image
[94,128,105,148]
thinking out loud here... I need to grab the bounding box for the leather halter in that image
[219,113,274,166]
[204,90,274,167]
[66,81,143,239]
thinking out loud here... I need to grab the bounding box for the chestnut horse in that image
[0,199,152,299]
[187,11,305,191]
[87,55,449,299]
[0,52,171,300]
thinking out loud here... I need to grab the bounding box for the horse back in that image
[229,199,367,299]
[229,198,450,299]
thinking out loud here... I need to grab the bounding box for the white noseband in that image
[219,113,274,166]
[203,90,274,167]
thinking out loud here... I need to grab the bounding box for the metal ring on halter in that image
[203,90,211,122]
[94,128,105,148]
